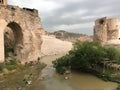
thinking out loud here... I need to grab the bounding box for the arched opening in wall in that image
[4,22,23,59]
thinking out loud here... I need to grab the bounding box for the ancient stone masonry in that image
[94,17,119,45]
[0,1,44,63]
[0,0,7,5]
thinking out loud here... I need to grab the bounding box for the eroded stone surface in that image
[94,17,119,45]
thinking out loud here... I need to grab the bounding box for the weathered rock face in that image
[0,5,44,63]
[94,17,119,45]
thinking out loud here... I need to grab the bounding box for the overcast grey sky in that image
[8,0,120,35]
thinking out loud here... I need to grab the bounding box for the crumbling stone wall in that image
[94,17,119,45]
[0,5,44,63]
[0,0,7,5]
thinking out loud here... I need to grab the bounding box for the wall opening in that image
[4,22,23,59]
[0,0,2,3]
[99,19,104,24]
[0,0,4,4]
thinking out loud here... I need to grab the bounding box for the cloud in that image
[8,0,120,35]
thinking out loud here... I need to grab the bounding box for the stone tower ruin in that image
[0,0,7,5]
[94,17,119,45]
[0,1,44,63]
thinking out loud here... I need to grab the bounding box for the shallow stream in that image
[31,54,118,90]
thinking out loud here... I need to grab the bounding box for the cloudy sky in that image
[8,0,120,35]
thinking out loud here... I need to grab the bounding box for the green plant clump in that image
[117,84,120,90]
[53,55,70,74]
[53,41,120,74]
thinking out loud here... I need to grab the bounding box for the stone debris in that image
[64,70,71,74]
[64,76,69,80]
[26,80,32,85]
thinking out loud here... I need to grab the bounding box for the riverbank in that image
[0,61,46,90]
[0,54,118,90]
[38,54,118,90]
[80,67,120,90]
[85,68,120,90]
[79,68,120,84]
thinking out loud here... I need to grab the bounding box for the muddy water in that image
[37,54,118,90]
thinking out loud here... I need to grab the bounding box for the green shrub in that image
[0,63,4,72]
[3,59,17,71]
[70,41,106,69]
[52,55,70,74]
[5,59,17,66]
[5,65,16,71]
[52,41,120,74]
[105,47,120,63]
[0,59,18,72]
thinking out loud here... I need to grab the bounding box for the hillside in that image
[49,30,93,42]
[41,35,73,56]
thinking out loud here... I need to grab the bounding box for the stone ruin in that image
[94,17,119,45]
[0,0,7,5]
[0,0,45,63]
